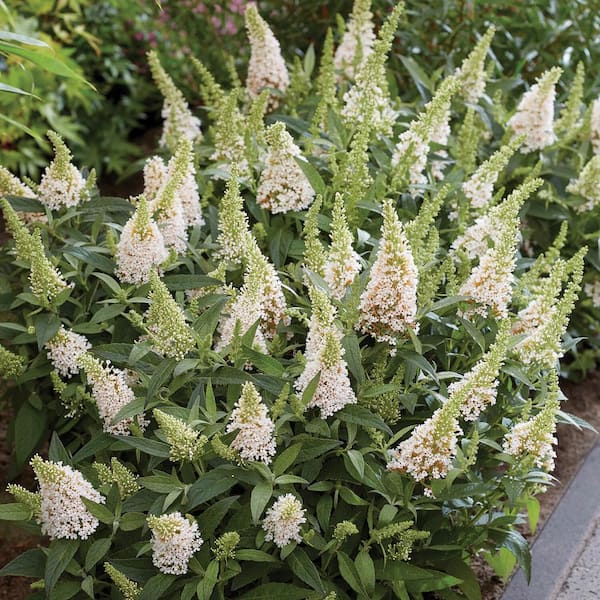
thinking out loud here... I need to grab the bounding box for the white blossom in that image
[585,280,600,308]
[358,200,419,347]
[387,408,462,482]
[79,355,140,435]
[245,5,289,110]
[147,512,203,575]
[334,0,375,80]
[45,327,91,378]
[262,494,306,548]
[257,123,314,214]
[508,68,561,152]
[451,213,498,260]
[143,157,168,205]
[31,455,105,540]
[591,98,600,155]
[226,382,276,463]
[116,198,168,285]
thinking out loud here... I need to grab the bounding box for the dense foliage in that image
[0,1,598,599]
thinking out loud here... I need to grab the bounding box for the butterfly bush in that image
[0,2,598,598]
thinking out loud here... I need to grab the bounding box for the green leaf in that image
[338,551,367,595]
[45,539,79,593]
[81,498,113,525]
[187,468,238,509]
[34,313,61,350]
[399,55,432,94]
[236,550,279,563]
[85,538,111,571]
[527,497,541,535]
[64,246,114,272]
[112,436,171,458]
[140,574,176,600]
[0,31,49,47]
[119,512,147,532]
[273,443,302,477]
[0,41,93,87]
[162,274,221,291]
[242,346,285,376]
[147,358,176,400]
[49,431,71,464]
[355,550,375,595]
[251,480,273,525]
[139,474,182,494]
[500,529,531,582]
[342,334,365,384]
[199,495,240,537]
[0,503,32,521]
[484,548,516,582]
[237,583,311,600]
[0,82,39,97]
[344,449,365,480]
[294,157,326,196]
[0,548,45,577]
[336,405,392,435]
[288,549,325,593]
[111,396,145,424]
[14,400,46,465]
[196,560,219,600]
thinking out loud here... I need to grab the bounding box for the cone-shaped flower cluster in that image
[147,512,203,575]
[30,455,105,540]
[585,280,600,307]
[566,155,600,213]
[455,26,495,103]
[0,166,44,224]
[116,196,168,285]
[1,199,70,308]
[38,131,87,210]
[459,179,542,318]
[503,372,560,471]
[210,91,249,177]
[311,29,337,133]
[215,251,267,354]
[78,353,139,435]
[151,139,195,253]
[6,484,41,518]
[226,382,276,463]
[555,62,585,137]
[302,195,327,277]
[245,5,289,110]
[216,172,253,264]
[104,564,141,600]
[257,122,314,213]
[324,194,361,299]
[142,156,168,205]
[45,326,91,378]
[334,0,375,80]
[148,51,202,152]
[153,409,206,462]
[387,404,462,483]
[448,322,510,421]
[296,287,356,417]
[144,271,195,360]
[262,494,306,548]
[508,67,562,152]
[591,97,600,155]
[513,250,585,368]
[462,136,522,210]
[191,57,226,113]
[94,457,139,499]
[392,76,459,186]
[341,2,404,136]
[358,199,419,346]
[0,345,25,378]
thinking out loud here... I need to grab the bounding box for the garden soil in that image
[0,371,598,600]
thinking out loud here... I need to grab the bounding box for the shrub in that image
[0,1,597,598]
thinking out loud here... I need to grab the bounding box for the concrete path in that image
[503,441,600,600]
